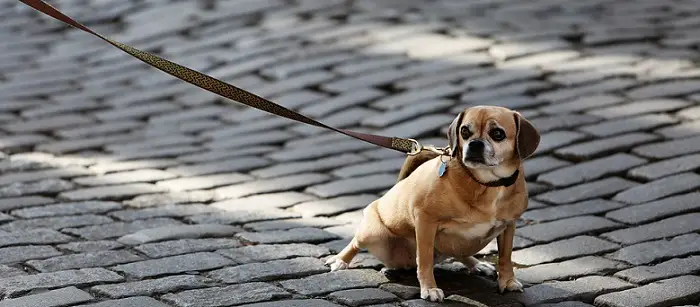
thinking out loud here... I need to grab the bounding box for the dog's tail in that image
[396,150,440,182]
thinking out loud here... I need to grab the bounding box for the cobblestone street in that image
[1,0,700,306]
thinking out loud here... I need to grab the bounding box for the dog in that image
[325,106,540,302]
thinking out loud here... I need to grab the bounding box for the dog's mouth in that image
[463,156,498,168]
[464,156,486,163]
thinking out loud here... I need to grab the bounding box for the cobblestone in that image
[601,213,700,245]
[111,252,234,279]
[63,218,184,240]
[612,173,700,204]
[605,192,700,224]
[11,201,121,218]
[116,224,241,245]
[0,286,94,307]
[512,236,620,266]
[78,296,171,307]
[516,256,628,284]
[91,275,210,299]
[217,243,330,264]
[606,233,700,265]
[161,282,291,307]
[517,216,622,243]
[26,250,143,272]
[536,177,638,205]
[209,257,328,284]
[0,245,62,264]
[613,256,700,284]
[280,269,389,296]
[594,275,700,307]
[522,199,626,223]
[236,227,339,244]
[514,276,633,305]
[537,153,646,187]
[0,268,123,299]
[329,288,399,306]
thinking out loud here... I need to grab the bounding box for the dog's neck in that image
[465,167,519,187]
[448,158,520,188]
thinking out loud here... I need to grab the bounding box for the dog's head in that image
[447,106,540,171]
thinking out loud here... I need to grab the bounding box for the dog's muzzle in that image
[464,139,486,163]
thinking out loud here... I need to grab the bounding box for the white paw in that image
[325,256,349,271]
[498,277,523,293]
[470,261,497,278]
[420,287,444,302]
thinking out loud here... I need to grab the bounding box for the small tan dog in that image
[325,106,540,302]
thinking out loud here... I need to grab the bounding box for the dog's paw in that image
[420,287,445,302]
[470,261,497,278]
[325,256,349,271]
[498,277,523,293]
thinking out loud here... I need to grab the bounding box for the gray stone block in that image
[594,275,700,307]
[612,173,700,204]
[627,154,700,180]
[236,227,339,244]
[63,218,183,240]
[26,250,143,272]
[135,238,242,258]
[605,192,700,224]
[91,275,210,298]
[0,286,93,307]
[606,233,700,265]
[0,245,61,264]
[516,256,629,284]
[0,268,123,299]
[329,288,399,306]
[512,236,620,266]
[117,224,242,245]
[513,276,633,305]
[161,282,291,307]
[536,177,637,204]
[614,255,700,284]
[517,216,622,243]
[280,269,389,296]
[11,201,121,219]
[217,243,330,264]
[78,296,170,307]
[0,228,72,248]
[237,299,342,307]
[601,213,700,245]
[209,257,329,284]
[111,252,233,279]
[522,199,625,223]
[291,194,376,217]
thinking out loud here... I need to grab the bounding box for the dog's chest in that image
[441,220,506,241]
[436,220,508,256]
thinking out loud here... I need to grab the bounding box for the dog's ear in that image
[513,112,540,159]
[447,111,465,157]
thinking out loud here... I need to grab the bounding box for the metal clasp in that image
[407,139,423,155]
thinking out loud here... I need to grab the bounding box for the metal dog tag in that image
[438,161,447,177]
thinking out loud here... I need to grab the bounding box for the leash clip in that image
[406,139,423,156]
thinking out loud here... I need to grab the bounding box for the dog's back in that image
[396,150,440,182]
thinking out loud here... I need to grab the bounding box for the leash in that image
[17,0,443,156]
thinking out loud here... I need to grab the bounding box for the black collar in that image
[465,169,519,187]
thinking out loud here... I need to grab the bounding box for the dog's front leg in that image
[496,221,523,293]
[415,215,443,302]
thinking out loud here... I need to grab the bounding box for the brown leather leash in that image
[18,0,443,156]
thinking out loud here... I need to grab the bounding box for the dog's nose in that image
[467,139,485,154]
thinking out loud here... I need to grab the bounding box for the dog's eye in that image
[460,126,471,138]
[490,128,505,141]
